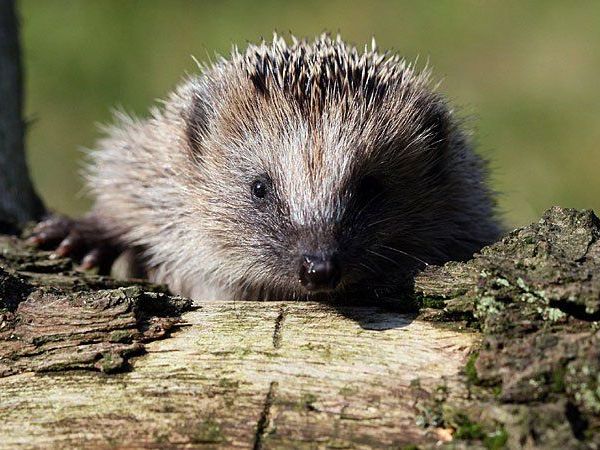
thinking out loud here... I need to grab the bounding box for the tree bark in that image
[0,0,44,231]
[1,206,599,448]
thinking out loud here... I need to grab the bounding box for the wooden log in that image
[1,206,599,448]
[0,301,474,449]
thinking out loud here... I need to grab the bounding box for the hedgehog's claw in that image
[80,246,120,273]
[27,216,74,248]
[54,234,80,257]
[28,214,119,273]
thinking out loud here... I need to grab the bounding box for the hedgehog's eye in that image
[251,176,271,201]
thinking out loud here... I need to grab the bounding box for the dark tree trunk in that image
[0,0,44,231]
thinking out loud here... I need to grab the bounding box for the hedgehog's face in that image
[247,170,345,295]
[182,36,478,300]
[192,81,451,300]
[208,124,435,300]
[242,163,391,297]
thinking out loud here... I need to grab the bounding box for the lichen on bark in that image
[1,207,599,448]
[414,207,600,448]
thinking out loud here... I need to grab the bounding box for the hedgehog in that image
[30,34,502,302]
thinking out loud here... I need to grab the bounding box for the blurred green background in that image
[19,1,600,227]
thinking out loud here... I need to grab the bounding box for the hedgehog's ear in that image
[186,91,210,157]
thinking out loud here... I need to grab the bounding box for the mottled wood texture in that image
[0,232,474,448]
[0,234,192,378]
[2,207,600,449]
[1,302,474,449]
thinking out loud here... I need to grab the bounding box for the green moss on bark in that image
[413,207,600,448]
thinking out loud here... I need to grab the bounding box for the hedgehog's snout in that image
[298,253,341,293]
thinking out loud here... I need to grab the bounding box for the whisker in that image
[379,244,430,266]
[366,248,402,267]
[358,262,378,274]
[364,216,397,229]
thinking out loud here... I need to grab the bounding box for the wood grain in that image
[0,301,474,449]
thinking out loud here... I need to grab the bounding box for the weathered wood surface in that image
[412,207,600,449]
[0,302,474,449]
[1,206,600,449]
[0,231,473,448]
[0,234,192,377]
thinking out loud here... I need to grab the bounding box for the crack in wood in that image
[272,305,286,349]
[253,380,278,450]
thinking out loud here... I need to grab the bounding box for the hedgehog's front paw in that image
[27,214,119,273]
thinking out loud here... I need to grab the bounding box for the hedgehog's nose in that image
[299,254,341,292]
